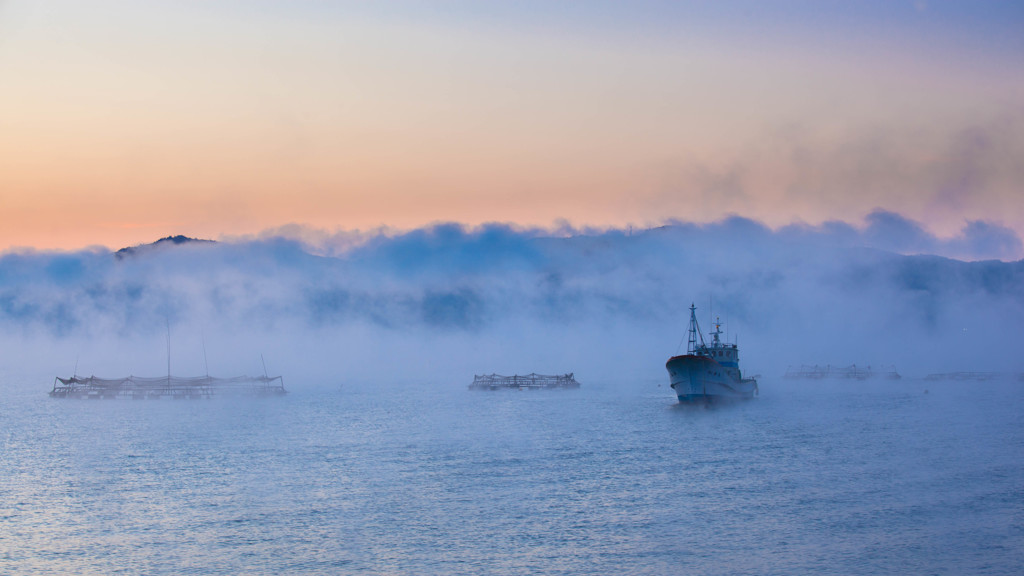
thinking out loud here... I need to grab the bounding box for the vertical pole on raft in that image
[166,319,171,388]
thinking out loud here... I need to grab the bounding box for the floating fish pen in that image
[469,373,580,390]
[924,371,1000,382]
[49,375,286,399]
[784,364,831,379]
[784,364,901,380]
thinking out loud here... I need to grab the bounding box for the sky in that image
[0,1,1022,252]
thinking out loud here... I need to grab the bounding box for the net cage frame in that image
[50,374,286,399]
[469,372,580,390]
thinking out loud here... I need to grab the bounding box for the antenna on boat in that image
[261,354,269,380]
[73,355,79,378]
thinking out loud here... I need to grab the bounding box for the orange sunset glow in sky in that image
[1,1,1021,251]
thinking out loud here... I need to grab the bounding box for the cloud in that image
[1,213,1021,385]
[949,220,1024,261]
[776,209,1023,260]
[646,107,1024,241]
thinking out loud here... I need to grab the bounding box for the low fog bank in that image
[1,212,1022,388]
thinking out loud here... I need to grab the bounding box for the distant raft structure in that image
[784,364,901,381]
[469,373,581,391]
[49,374,286,400]
[924,372,1000,382]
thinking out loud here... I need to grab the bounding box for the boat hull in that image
[666,354,757,402]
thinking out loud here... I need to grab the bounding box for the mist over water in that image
[0,213,1022,382]
[1,214,1023,573]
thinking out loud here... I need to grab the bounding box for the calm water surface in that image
[2,374,1022,575]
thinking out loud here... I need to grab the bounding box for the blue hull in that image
[666,354,757,402]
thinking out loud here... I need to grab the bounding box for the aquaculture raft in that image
[49,375,286,399]
[784,364,901,380]
[469,373,580,390]
[924,372,1000,382]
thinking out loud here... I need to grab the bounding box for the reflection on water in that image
[1,377,1022,575]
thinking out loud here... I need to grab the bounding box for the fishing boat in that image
[666,304,757,402]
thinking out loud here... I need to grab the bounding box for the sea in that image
[2,374,1022,575]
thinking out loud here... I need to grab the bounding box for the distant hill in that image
[115,235,215,259]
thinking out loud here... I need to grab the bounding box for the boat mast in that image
[687,303,707,354]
